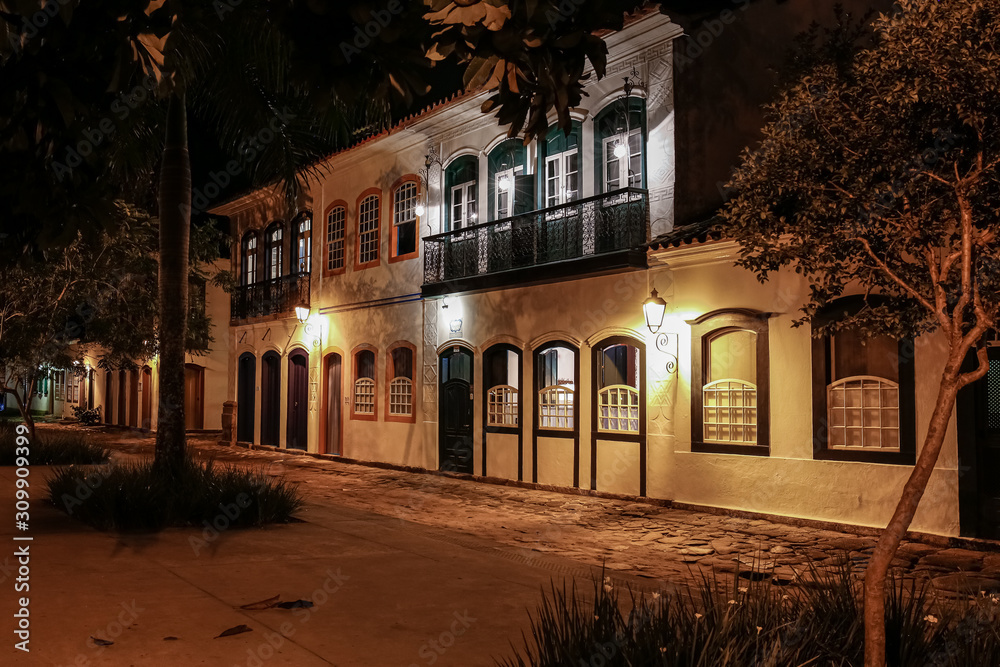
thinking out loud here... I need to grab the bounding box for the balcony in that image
[231,272,310,323]
[422,188,649,296]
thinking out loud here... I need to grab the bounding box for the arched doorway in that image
[141,366,153,430]
[261,351,281,447]
[184,364,205,430]
[287,349,309,450]
[322,353,343,455]
[439,346,474,474]
[237,353,256,442]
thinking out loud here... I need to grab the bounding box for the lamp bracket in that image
[655,332,678,375]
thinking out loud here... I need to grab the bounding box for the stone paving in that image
[56,424,1000,598]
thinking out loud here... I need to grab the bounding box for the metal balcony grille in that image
[423,188,649,286]
[230,272,310,323]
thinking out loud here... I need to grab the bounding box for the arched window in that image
[485,345,520,428]
[241,232,258,285]
[325,203,346,273]
[690,310,770,455]
[293,214,312,274]
[264,222,283,280]
[536,343,576,431]
[391,179,419,260]
[357,192,381,267]
[444,156,478,231]
[353,348,376,418]
[595,97,646,192]
[387,343,415,421]
[595,342,640,434]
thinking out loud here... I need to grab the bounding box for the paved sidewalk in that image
[3,424,1000,666]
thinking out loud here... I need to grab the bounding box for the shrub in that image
[497,563,1000,667]
[47,456,302,532]
[71,405,102,425]
[0,422,110,465]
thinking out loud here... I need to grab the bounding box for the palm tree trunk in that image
[154,92,191,476]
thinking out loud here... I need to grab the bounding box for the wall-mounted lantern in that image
[295,305,310,324]
[643,288,667,334]
[416,148,444,217]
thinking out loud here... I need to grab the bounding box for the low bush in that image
[47,456,302,532]
[0,422,110,465]
[497,564,1000,667]
[71,405,102,425]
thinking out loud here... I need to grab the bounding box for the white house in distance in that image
[211,6,1000,542]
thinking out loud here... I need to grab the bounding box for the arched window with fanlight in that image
[488,139,531,221]
[811,296,916,464]
[690,310,771,455]
[594,97,646,193]
[535,343,577,431]
[352,347,377,420]
[595,341,641,434]
[485,345,521,429]
[444,156,478,231]
[386,342,415,422]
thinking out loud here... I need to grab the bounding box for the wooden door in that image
[261,352,281,446]
[129,369,139,427]
[117,370,126,425]
[237,354,256,442]
[184,364,204,430]
[286,350,309,450]
[323,353,342,455]
[439,347,474,474]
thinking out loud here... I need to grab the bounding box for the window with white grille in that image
[354,349,376,415]
[539,386,574,430]
[703,379,757,444]
[358,195,380,265]
[389,346,414,417]
[242,233,257,284]
[604,129,643,190]
[488,386,518,426]
[266,224,283,279]
[599,385,639,433]
[326,207,345,271]
[295,217,311,274]
[827,376,899,450]
[393,182,418,257]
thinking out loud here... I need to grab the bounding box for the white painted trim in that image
[529,331,583,350]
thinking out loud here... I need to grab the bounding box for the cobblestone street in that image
[81,425,1000,598]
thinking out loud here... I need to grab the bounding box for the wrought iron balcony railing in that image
[423,188,649,286]
[230,272,310,323]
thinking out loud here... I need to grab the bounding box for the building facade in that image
[212,8,1000,542]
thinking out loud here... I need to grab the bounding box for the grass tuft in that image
[0,421,110,465]
[497,561,1000,667]
[47,456,302,532]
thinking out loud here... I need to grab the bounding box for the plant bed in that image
[497,564,1000,667]
[47,457,302,532]
[0,421,110,465]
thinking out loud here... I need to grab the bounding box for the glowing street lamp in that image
[613,140,628,159]
[295,305,310,323]
[643,289,667,334]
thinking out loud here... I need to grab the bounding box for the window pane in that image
[833,330,898,382]
[599,344,639,388]
[359,196,380,264]
[357,350,375,380]
[537,346,575,391]
[327,207,345,271]
[392,347,413,380]
[707,330,756,384]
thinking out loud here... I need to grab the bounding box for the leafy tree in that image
[721,2,1000,664]
[0,202,224,438]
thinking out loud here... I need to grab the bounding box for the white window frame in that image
[703,379,758,445]
[538,385,574,430]
[827,375,900,451]
[393,182,418,257]
[358,195,380,265]
[487,385,519,427]
[495,165,524,220]
[389,377,413,416]
[354,378,375,415]
[450,181,477,230]
[545,149,580,208]
[603,128,643,191]
[296,218,311,274]
[267,226,283,280]
[243,235,257,284]
[598,385,639,434]
[326,207,345,271]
